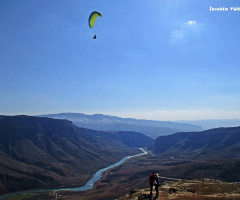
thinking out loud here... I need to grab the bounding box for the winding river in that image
[0,148,148,199]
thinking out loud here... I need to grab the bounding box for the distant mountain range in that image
[153,126,240,159]
[0,115,153,195]
[175,119,240,130]
[2,114,240,196]
[37,113,203,138]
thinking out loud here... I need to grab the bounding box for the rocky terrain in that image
[5,179,240,200]
[1,153,240,200]
[118,179,240,200]
[1,116,240,200]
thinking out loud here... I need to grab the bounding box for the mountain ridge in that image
[175,119,240,130]
[37,113,203,138]
[153,126,240,159]
[0,115,153,195]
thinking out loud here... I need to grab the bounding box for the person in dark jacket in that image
[149,172,159,195]
[153,174,159,195]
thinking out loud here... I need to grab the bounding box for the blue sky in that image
[1,0,240,120]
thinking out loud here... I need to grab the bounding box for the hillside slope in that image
[0,115,152,195]
[153,126,240,159]
[38,113,203,138]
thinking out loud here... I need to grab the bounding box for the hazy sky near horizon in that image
[1,0,240,120]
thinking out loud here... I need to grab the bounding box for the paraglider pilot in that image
[89,11,102,39]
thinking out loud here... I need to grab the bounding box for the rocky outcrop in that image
[117,179,240,200]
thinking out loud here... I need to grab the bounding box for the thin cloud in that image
[171,30,184,39]
[171,20,202,42]
[184,20,197,26]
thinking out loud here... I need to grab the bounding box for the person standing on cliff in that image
[154,173,159,196]
[149,172,159,195]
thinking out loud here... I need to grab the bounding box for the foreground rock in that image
[117,179,240,200]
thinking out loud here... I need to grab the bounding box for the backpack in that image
[149,174,155,183]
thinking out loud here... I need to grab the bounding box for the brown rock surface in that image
[117,179,240,200]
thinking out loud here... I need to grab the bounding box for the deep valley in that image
[0,115,152,196]
[0,115,240,200]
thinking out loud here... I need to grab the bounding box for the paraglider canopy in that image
[88,11,102,29]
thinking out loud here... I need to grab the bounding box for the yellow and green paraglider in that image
[88,11,102,39]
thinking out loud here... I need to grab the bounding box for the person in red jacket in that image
[149,172,159,195]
